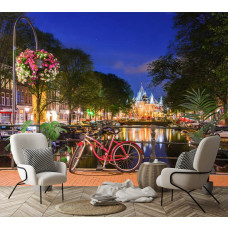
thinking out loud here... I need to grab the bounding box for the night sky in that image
[28,12,176,99]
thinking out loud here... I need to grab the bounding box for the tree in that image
[93,72,133,120]
[16,49,60,124]
[0,13,63,124]
[57,48,94,124]
[0,13,27,93]
[147,13,228,123]
[28,29,62,124]
[0,13,134,125]
[80,72,102,121]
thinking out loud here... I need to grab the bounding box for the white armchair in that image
[156,135,220,213]
[9,133,67,204]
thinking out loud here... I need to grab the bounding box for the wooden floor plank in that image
[0,186,227,217]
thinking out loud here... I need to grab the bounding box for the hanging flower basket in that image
[16,49,60,85]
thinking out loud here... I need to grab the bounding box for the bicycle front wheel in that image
[112,143,142,172]
[69,143,85,173]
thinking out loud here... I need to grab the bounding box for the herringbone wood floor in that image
[0,186,227,217]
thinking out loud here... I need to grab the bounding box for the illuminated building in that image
[0,72,33,124]
[132,83,164,119]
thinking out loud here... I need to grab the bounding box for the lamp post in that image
[12,16,38,131]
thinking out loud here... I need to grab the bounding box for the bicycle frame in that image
[79,134,142,163]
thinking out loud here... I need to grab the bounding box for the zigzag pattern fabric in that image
[175,149,197,170]
[23,147,57,174]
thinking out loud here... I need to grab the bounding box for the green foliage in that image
[60,157,67,163]
[56,143,71,164]
[188,128,205,143]
[20,120,33,133]
[0,12,27,90]
[65,145,72,154]
[147,13,228,115]
[0,13,64,124]
[0,13,133,124]
[40,121,66,147]
[93,71,133,118]
[180,88,217,122]
[57,48,95,124]
[180,88,228,142]
[180,88,228,129]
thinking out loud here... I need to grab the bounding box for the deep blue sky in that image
[28,12,176,99]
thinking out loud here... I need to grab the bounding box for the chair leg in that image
[40,186,42,204]
[8,180,24,199]
[171,189,173,201]
[161,187,163,206]
[203,186,220,204]
[62,183,64,201]
[186,191,205,213]
[44,185,51,193]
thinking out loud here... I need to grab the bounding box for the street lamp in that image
[12,16,39,131]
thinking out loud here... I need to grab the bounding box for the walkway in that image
[0,169,227,186]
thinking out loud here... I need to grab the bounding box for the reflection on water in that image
[77,126,191,168]
[117,127,190,167]
[117,127,186,142]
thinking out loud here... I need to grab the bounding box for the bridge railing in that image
[0,124,227,169]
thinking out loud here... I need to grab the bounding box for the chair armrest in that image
[159,168,209,190]
[161,167,200,176]
[17,164,38,186]
[54,161,67,175]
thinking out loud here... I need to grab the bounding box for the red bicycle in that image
[69,127,143,173]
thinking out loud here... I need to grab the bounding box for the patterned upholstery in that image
[10,133,67,187]
[175,149,196,170]
[156,136,220,190]
[23,147,57,174]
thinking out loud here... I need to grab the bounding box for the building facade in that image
[132,83,164,119]
[0,64,70,124]
[0,73,33,124]
[0,77,70,124]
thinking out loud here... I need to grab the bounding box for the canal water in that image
[77,126,191,169]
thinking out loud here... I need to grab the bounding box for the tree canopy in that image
[94,71,133,119]
[0,13,134,124]
[147,13,228,114]
[57,48,98,124]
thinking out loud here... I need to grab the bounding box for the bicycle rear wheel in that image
[69,143,85,173]
[112,143,142,172]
